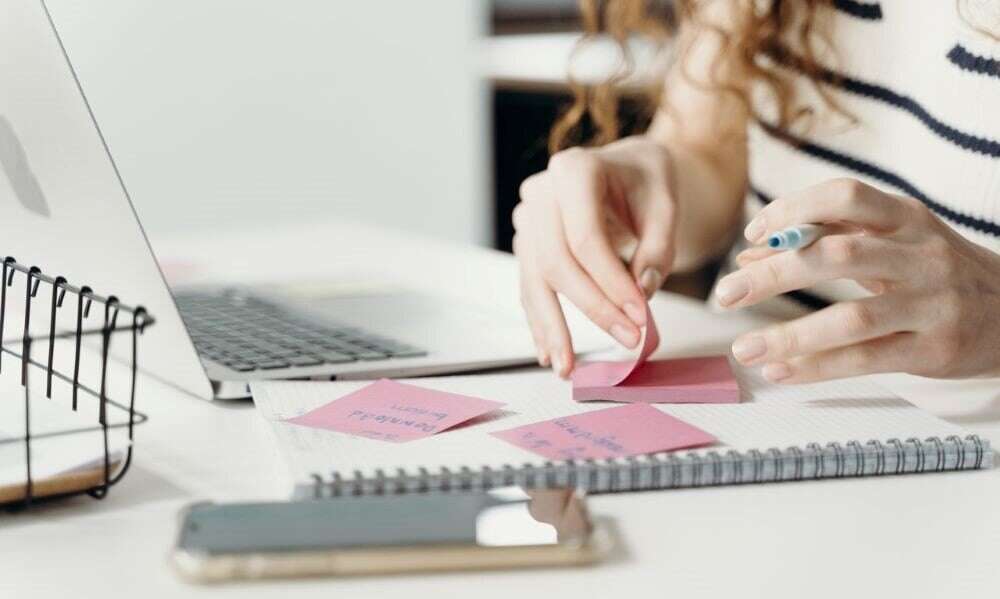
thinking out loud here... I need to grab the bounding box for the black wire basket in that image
[0,256,153,509]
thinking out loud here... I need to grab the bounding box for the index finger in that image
[550,153,647,326]
[744,178,913,244]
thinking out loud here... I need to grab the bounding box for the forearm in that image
[643,0,750,272]
[671,141,746,271]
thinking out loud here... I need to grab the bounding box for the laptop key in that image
[318,351,355,364]
[387,347,427,358]
[246,343,277,353]
[257,360,290,370]
[264,347,301,358]
[225,362,256,372]
[273,338,305,349]
[298,343,333,356]
[326,346,362,357]
[317,339,357,352]
[287,355,324,367]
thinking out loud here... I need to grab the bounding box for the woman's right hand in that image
[512,135,679,377]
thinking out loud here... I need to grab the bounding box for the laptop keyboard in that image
[174,291,426,372]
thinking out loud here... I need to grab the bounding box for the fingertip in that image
[564,350,576,377]
[551,352,565,378]
[715,274,750,308]
[761,362,792,383]
[610,323,641,349]
[731,335,766,365]
[744,215,766,244]
[622,301,647,327]
[550,349,575,379]
[638,267,665,299]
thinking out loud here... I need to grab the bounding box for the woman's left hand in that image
[717,178,1000,383]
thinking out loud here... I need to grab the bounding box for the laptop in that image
[0,0,569,400]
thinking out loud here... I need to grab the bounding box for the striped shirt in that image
[735,0,1000,307]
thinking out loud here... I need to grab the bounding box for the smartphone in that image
[172,487,611,582]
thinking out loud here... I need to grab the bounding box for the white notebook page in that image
[251,365,975,487]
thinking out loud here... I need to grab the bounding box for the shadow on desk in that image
[940,393,1000,426]
[0,464,187,527]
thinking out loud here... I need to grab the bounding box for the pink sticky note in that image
[574,355,740,403]
[571,303,661,388]
[492,403,715,461]
[286,379,505,443]
[571,303,740,404]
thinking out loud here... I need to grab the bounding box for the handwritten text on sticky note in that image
[286,379,505,443]
[491,403,715,461]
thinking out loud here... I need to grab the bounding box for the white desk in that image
[3,219,1000,598]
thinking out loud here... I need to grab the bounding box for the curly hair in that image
[548,0,844,154]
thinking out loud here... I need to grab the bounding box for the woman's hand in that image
[513,136,679,377]
[721,178,1000,383]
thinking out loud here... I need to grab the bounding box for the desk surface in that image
[4,219,1000,598]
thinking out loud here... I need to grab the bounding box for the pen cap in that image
[767,224,823,250]
[767,230,796,249]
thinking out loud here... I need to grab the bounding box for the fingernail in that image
[639,267,664,298]
[762,362,792,382]
[732,336,766,363]
[715,275,749,307]
[551,354,564,377]
[622,302,646,326]
[745,216,766,243]
[610,323,640,348]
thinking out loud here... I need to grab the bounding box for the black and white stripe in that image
[768,48,1000,158]
[947,44,1000,79]
[832,0,883,21]
[758,123,1000,238]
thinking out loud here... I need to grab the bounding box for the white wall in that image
[45,0,490,246]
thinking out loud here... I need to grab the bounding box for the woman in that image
[513,0,1000,384]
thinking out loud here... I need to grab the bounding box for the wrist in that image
[669,145,746,272]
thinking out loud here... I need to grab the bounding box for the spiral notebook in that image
[251,367,992,498]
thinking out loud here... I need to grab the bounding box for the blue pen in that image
[767,224,827,251]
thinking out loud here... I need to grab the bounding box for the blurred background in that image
[45,0,661,254]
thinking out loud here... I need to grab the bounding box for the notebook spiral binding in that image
[0,256,154,509]
[306,434,990,498]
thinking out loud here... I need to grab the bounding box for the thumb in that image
[629,211,675,298]
[606,214,669,298]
